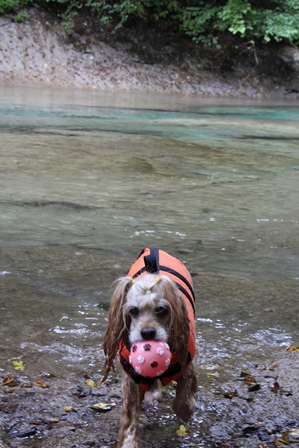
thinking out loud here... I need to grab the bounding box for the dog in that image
[102,248,197,448]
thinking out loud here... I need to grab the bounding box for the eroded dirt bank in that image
[0,7,299,98]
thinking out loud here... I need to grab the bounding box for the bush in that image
[16,10,28,21]
[1,0,298,47]
[0,0,31,14]
[180,0,299,46]
[0,0,17,14]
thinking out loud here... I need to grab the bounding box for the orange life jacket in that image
[119,248,196,391]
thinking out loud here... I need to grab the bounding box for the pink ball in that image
[129,341,172,378]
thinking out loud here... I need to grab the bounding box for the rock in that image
[9,421,37,438]
[280,45,299,70]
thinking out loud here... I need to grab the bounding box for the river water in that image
[0,86,298,446]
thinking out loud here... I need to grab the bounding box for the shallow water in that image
[0,86,299,445]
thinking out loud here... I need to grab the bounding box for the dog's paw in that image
[120,439,140,448]
[172,395,196,422]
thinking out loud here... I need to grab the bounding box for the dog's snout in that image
[141,327,156,340]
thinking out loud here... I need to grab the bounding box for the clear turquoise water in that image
[0,86,298,383]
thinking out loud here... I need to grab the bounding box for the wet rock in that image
[9,421,37,437]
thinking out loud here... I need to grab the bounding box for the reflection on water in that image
[0,87,298,386]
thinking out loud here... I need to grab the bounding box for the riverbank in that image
[1,345,298,447]
[0,6,299,98]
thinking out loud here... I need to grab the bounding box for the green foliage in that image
[0,0,31,14]
[218,0,255,36]
[262,1,299,45]
[1,0,298,47]
[16,10,28,21]
[179,3,222,44]
[45,0,182,29]
[0,0,17,14]
[180,0,299,46]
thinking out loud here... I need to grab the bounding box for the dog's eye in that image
[155,306,168,316]
[129,307,140,317]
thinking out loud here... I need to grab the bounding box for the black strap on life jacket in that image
[144,248,160,273]
[130,248,195,314]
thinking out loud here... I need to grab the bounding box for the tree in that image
[1,0,299,47]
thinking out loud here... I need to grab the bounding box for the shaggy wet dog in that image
[102,248,197,448]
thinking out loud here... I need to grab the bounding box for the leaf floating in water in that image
[90,402,116,412]
[286,345,299,352]
[85,379,98,387]
[35,380,48,388]
[176,425,187,437]
[11,360,26,371]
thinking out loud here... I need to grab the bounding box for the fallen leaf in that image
[35,380,48,388]
[223,389,238,399]
[275,432,289,446]
[239,371,251,379]
[243,375,257,385]
[90,402,115,412]
[261,364,278,371]
[64,406,73,412]
[248,383,261,392]
[207,372,219,377]
[270,381,280,393]
[11,360,26,371]
[286,346,299,352]
[47,417,59,423]
[1,376,19,387]
[176,425,187,437]
[85,379,97,387]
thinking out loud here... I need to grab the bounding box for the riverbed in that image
[0,87,298,448]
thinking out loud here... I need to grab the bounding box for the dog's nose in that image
[141,327,156,340]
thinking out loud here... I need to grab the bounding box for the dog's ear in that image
[102,276,132,381]
[172,296,190,366]
[160,277,190,366]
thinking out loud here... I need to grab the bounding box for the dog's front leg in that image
[172,362,197,422]
[118,371,145,448]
